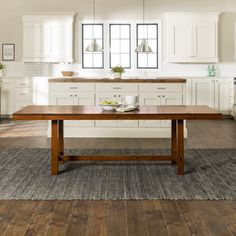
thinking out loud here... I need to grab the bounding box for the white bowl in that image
[100,104,120,111]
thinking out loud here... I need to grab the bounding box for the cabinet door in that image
[95,94,117,127]
[191,79,214,108]
[160,94,183,127]
[45,22,73,63]
[1,82,14,115]
[214,80,231,114]
[74,94,95,127]
[23,23,44,62]
[117,94,139,128]
[139,94,161,128]
[51,92,74,126]
[193,23,218,62]
[168,23,193,62]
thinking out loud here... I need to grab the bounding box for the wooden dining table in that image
[13,105,222,175]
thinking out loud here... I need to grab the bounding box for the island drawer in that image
[15,79,32,88]
[50,83,95,92]
[15,88,32,100]
[139,83,183,93]
[96,83,138,92]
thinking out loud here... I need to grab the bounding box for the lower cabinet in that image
[191,78,232,114]
[139,93,183,128]
[1,80,14,115]
[95,93,138,128]
[50,91,95,127]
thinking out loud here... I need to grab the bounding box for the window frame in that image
[136,23,159,69]
[82,23,104,69]
[79,20,162,72]
[109,23,131,69]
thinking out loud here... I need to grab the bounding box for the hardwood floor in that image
[0,118,236,236]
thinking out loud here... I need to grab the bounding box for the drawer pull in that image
[20,83,27,86]
[20,93,28,95]
[113,87,122,89]
[69,87,78,89]
[156,87,166,90]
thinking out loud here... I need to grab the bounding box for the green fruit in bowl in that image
[100,100,118,106]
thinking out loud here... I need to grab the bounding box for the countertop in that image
[48,77,187,83]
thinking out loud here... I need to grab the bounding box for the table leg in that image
[59,120,64,156]
[51,120,59,175]
[177,120,184,175]
[171,120,177,165]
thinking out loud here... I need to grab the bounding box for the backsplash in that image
[2,62,236,78]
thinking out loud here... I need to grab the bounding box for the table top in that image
[13,105,222,120]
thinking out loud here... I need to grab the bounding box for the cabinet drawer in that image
[51,83,94,92]
[15,88,32,100]
[139,83,183,93]
[15,79,32,88]
[117,121,138,128]
[96,83,138,93]
[95,121,117,127]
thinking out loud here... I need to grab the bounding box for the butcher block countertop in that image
[48,77,186,83]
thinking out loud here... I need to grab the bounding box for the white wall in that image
[0,0,236,62]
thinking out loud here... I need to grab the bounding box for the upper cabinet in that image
[22,13,74,63]
[166,12,219,63]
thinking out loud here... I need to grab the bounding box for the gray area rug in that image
[0,148,235,200]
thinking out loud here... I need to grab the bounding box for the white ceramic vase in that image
[113,72,122,79]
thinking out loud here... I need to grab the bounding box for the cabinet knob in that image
[162,95,165,98]
[157,95,161,97]
[70,94,73,97]
[75,95,77,97]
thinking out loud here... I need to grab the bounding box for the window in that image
[137,24,159,69]
[109,24,131,68]
[82,24,104,69]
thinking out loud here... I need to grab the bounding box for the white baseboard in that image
[47,127,188,138]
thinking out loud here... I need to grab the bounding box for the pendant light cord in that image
[143,0,145,24]
[93,0,95,24]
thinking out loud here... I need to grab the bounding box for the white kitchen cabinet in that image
[139,93,183,128]
[23,14,74,63]
[23,23,44,61]
[191,78,215,107]
[51,92,95,127]
[166,12,219,63]
[139,94,161,128]
[95,93,118,127]
[50,92,74,127]
[95,93,138,128]
[191,78,232,114]
[214,79,231,113]
[160,93,183,127]
[74,94,95,127]
[1,80,14,115]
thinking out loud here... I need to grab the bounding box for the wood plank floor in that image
[0,119,236,236]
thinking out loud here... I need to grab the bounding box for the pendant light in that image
[135,0,153,53]
[85,0,103,52]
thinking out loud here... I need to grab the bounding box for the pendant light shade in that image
[86,39,103,52]
[135,39,152,53]
[135,0,153,53]
[85,0,103,52]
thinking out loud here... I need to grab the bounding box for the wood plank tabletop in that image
[13,105,222,121]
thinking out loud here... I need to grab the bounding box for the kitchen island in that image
[48,77,187,138]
